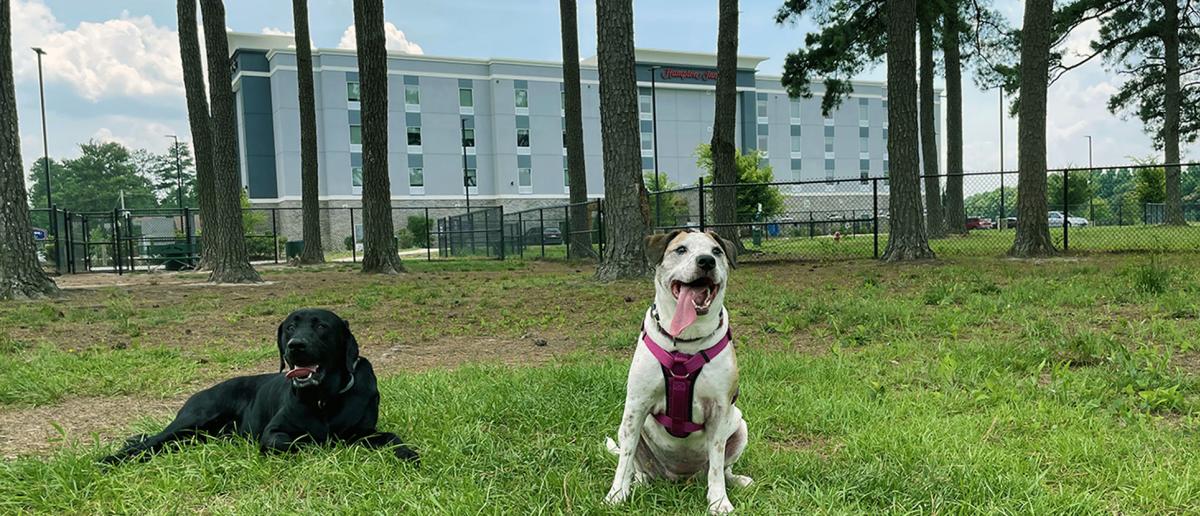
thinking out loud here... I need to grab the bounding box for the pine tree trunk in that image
[1161,0,1185,225]
[594,0,649,280]
[0,0,58,300]
[560,0,596,260]
[177,0,217,270]
[1009,0,1057,257]
[919,18,945,239]
[882,0,935,261]
[711,0,740,249]
[354,0,404,274]
[200,0,262,282]
[942,4,967,235]
[293,0,325,263]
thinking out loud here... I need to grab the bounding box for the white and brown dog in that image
[605,229,751,514]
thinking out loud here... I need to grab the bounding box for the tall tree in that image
[0,0,57,299]
[942,1,968,234]
[883,0,935,260]
[177,0,218,269]
[777,0,933,260]
[292,0,324,264]
[354,0,404,274]
[200,0,262,282]
[135,142,198,208]
[1058,0,1200,226]
[594,0,650,280]
[919,15,945,238]
[1009,0,1058,257]
[560,0,595,260]
[27,142,159,213]
[710,0,740,248]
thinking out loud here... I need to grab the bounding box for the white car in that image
[1048,211,1089,227]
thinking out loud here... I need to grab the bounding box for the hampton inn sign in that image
[659,67,719,82]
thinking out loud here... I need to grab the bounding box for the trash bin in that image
[285,240,304,260]
[767,223,780,237]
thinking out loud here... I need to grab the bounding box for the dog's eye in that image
[286,324,295,332]
[674,246,687,254]
[316,323,328,330]
[712,247,723,255]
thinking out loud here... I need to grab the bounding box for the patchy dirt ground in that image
[0,396,182,459]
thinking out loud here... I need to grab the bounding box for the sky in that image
[9,0,1197,189]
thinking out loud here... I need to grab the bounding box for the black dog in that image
[101,308,417,464]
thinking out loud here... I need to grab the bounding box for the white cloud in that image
[260,26,293,36]
[337,22,423,54]
[11,0,183,102]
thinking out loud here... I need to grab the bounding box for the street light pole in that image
[1085,135,1092,169]
[166,134,183,209]
[999,87,1005,227]
[32,47,50,210]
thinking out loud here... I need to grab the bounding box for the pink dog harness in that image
[641,321,734,438]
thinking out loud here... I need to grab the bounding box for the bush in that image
[344,235,355,251]
[406,215,430,244]
[396,228,416,249]
[1132,256,1171,295]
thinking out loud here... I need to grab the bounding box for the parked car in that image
[1004,217,1017,228]
[523,226,563,245]
[965,217,994,230]
[1048,211,1089,227]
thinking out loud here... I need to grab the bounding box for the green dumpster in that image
[285,240,304,260]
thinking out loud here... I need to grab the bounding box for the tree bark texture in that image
[293,0,325,263]
[177,0,217,270]
[710,0,740,246]
[1009,0,1058,257]
[942,4,967,235]
[919,18,945,238]
[560,0,596,260]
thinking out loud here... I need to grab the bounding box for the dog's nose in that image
[286,339,307,351]
[696,254,716,271]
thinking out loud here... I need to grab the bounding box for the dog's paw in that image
[707,497,735,514]
[727,474,753,488]
[394,445,419,463]
[604,486,630,506]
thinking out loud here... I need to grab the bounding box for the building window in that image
[860,170,870,184]
[640,92,652,114]
[459,88,473,108]
[563,168,570,187]
[824,125,834,153]
[641,132,653,152]
[515,87,529,108]
[883,159,889,175]
[757,133,768,153]
[757,98,768,119]
[518,167,532,193]
[462,128,475,148]
[409,167,424,187]
[352,166,363,188]
[561,90,566,110]
[790,158,802,181]
[405,85,420,107]
[860,127,869,154]
[407,126,421,146]
[563,130,568,148]
[883,127,888,142]
[825,158,835,182]
[858,97,869,122]
[791,133,802,153]
[517,128,530,148]
[350,124,362,145]
[347,82,360,102]
[790,100,801,120]
[464,168,477,188]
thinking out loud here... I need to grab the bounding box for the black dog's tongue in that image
[285,366,317,379]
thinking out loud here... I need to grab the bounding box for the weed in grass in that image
[1131,255,1172,295]
[1055,331,1121,367]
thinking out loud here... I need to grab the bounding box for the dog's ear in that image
[707,230,738,268]
[342,319,359,372]
[644,230,684,266]
[276,320,287,372]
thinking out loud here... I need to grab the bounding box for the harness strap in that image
[641,324,733,438]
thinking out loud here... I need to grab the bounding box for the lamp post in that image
[998,87,1005,228]
[1084,135,1092,169]
[32,47,50,210]
[165,134,184,209]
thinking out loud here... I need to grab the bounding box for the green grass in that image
[4,254,1200,513]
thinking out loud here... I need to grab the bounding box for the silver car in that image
[1048,211,1089,227]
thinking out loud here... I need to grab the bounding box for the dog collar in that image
[338,357,361,395]
[650,304,724,343]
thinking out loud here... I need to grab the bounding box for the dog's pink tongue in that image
[669,286,702,336]
[285,367,316,379]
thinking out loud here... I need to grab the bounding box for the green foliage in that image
[644,173,690,226]
[28,141,159,212]
[695,144,784,220]
[135,141,198,208]
[1131,256,1171,295]
[1046,171,1094,210]
[1135,166,1167,205]
[774,0,888,115]
[963,186,1018,218]
[405,216,430,246]
[240,191,275,259]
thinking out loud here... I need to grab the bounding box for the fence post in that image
[563,205,570,257]
[698,178,706,232]
[425,208,432,261]
[517,211,525,259]
[498,206,506,261]
[350,208,357,263]
[82,215,91,272]
[127,213,137,272]
[655,189,662,228]
[271,208,279,264]
[598,199,606,257]
[872,179,879,259]
[1062,169,1070,251]
[539,207,546,258]
[112,208,122,276]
